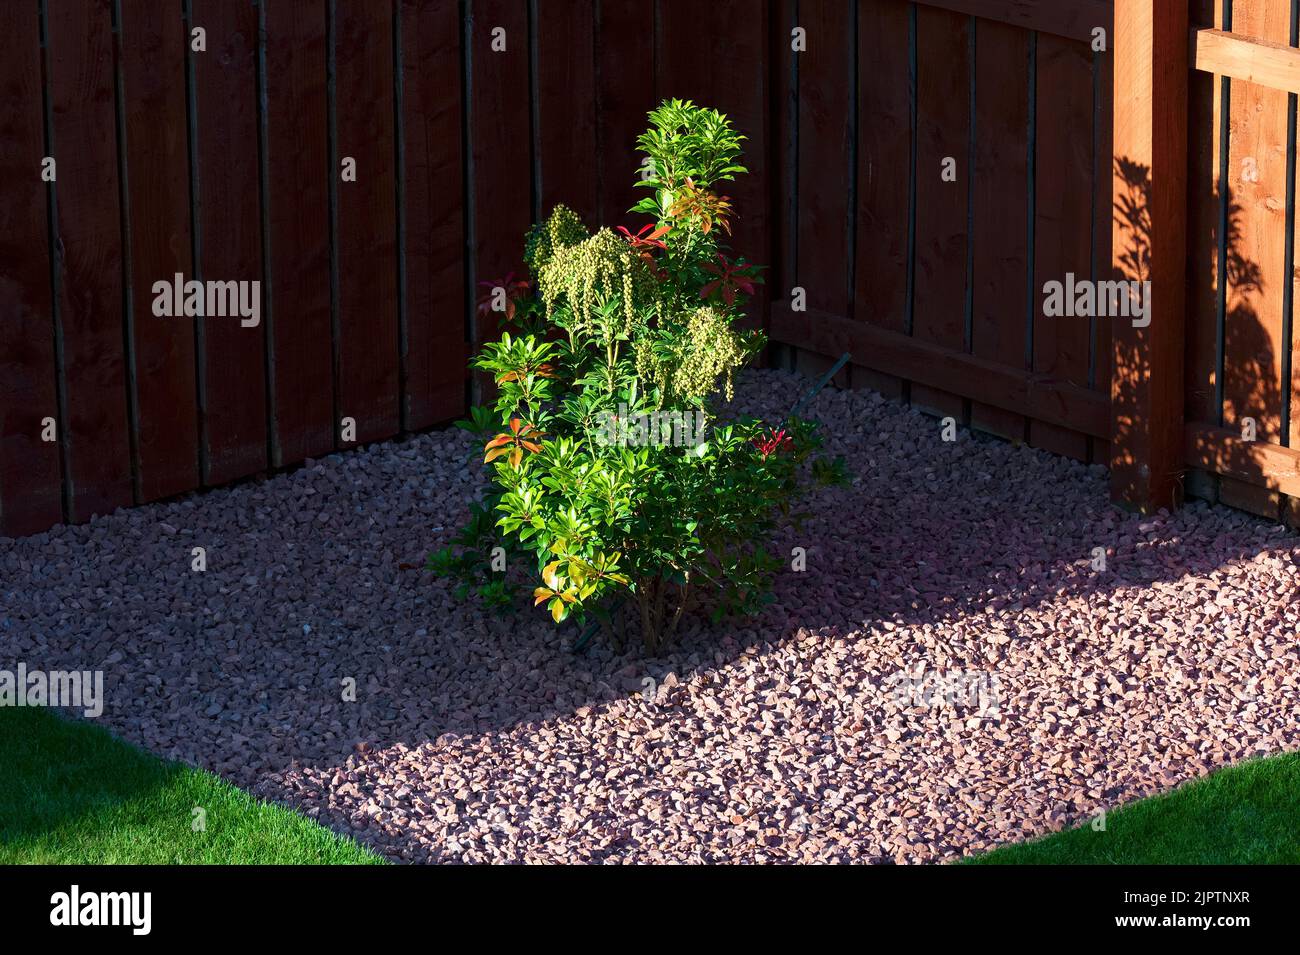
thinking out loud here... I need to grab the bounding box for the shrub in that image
[431,99,831,652]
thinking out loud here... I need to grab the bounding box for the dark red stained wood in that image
[794,0,853,317]
[47,0,133,521]
[1093,33,1114,402]
[334,1,399,442]
[596,0,656,230]
[1184,0,1221,429]
[537,0,597,226]
[1223,0,1289,445]
[192,0,267,485]
[1109,0,1188,511]
[1092,27,1114,469]
[773,0,797,307]
[118,0,198,501]
[1218,475,1282,518]
[0,1,62,535]
[969,18,1030,442]
[855,0,911,332]
[772,303,1109,437]
[264,0,333,464]
[922,0,1111,43]
[471,0,531,383]
[911,5,970,419]
[853,0,912,397]
[656,0,770,335]
[1186,422,1300,497]
[1031,33,1094,460]
[400,0,465,431]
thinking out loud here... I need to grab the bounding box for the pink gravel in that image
[2,368,1298,863]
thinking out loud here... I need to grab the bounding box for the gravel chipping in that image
[3,368,1299,863]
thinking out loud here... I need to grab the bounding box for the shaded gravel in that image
[3,369,1298,863]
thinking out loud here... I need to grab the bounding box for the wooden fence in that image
[769,0,1116,470]
[3,0,1300,537]
[1181,0,1300,525]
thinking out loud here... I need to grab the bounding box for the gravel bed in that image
[3,368,1298,863]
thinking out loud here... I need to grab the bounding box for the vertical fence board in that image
[119,0,199,501]
[470,0,531,385]
[794,0,853,317]
[400,0,465,430]
[48,0,133,521]
[595,1,655,230]
[911,5,970,419]
[1109,0,1188,511]
[537,0,597,225]
[1031,33,1094,460]
[1288,5,1300,451]
[333,0,399,443]
[852,0,911,397]
[1092,26,1114,466]
[970,18,1030,441]
[1222,0,1290,444]
[0,1,62,535]
[773,0,797,354]
[657,0,770,335]
[192,0,267,485]
[264,0,333,464]
[1185,0,1222,432]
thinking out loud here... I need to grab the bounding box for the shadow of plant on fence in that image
[1112,152,1284,509]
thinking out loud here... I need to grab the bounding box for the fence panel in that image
[970,17,1031,442]
[911,5,972,421]
[0,0,63,536]
[192,0,268,486]
[119,0,200,501]
[48,0,134,521]
[854,0,913,399]
[264,0,334,465]
[1030,32,1096,461]
[333,1,400,444]
[1183,0,1300,522]
[399,0,466,432]
[656,0,771,335]
[10,0,1300,534]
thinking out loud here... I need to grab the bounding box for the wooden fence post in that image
[1109,0,1189,512]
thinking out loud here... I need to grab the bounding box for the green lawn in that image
[0,707,384,864]
[968,751,1300,864]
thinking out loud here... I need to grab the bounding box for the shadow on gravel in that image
[1,369,1296,861]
